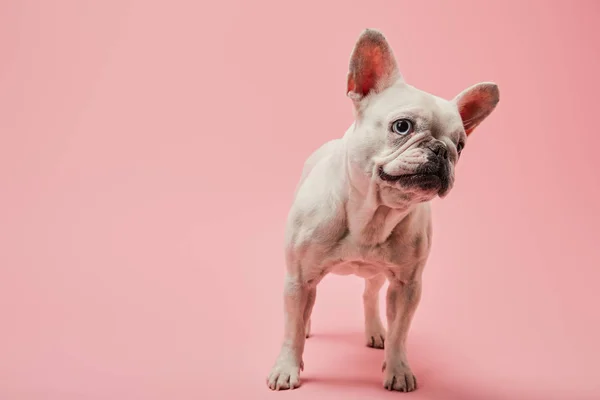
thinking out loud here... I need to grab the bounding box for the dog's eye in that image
[457,141,464,155]
[391,119,414,136]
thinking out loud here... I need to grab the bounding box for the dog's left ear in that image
[453,82,500,136]
[347,29,401,102]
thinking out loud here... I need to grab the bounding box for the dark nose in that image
[431,141,448,160]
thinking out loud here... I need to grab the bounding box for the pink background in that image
[1,1,599,399]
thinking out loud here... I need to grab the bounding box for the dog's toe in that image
[383,365,417,392]
[267,362,301,391]
[367,334,385,349]
[366,328,386,349]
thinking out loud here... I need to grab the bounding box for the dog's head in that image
[345,29,499,206]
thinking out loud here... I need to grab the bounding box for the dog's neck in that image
[342,140,415,246]
[346,193,413,246]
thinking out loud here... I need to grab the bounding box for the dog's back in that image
[293,138,343,198]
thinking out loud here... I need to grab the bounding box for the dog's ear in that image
[347,29,401,101]
[453,82,499,136]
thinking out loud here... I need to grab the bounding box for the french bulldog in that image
[266,29,499,392]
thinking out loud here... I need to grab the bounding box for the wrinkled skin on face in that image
[346,82,463,205]
[345,30,498,208]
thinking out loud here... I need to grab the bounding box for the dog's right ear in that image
[347,29,401,102]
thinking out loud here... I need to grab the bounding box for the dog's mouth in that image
[377,167,438,183]
[378,164,449,193]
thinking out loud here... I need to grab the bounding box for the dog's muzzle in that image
[379,141,452,194]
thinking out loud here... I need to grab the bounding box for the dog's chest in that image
[328,235,412,279]
[324,206,430,280]
[329,261,382,279]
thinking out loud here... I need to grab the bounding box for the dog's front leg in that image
[267,274,311,390]
[383,279,422,392]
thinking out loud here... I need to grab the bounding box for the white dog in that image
[267,29,499,392]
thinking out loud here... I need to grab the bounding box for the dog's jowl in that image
[266,29,499,392]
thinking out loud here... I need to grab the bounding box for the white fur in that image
[267,29,499,392]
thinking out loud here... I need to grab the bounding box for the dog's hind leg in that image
[304,288,316,338]
[363,274,386,349]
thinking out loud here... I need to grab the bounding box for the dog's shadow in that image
[299,331,574,400]
[300,331,386,391]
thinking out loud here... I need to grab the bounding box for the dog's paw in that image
[365,326,386,349]
[382,361,417,392]
[267,359,302,391]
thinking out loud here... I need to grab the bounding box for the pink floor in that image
[1,1,599,399]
